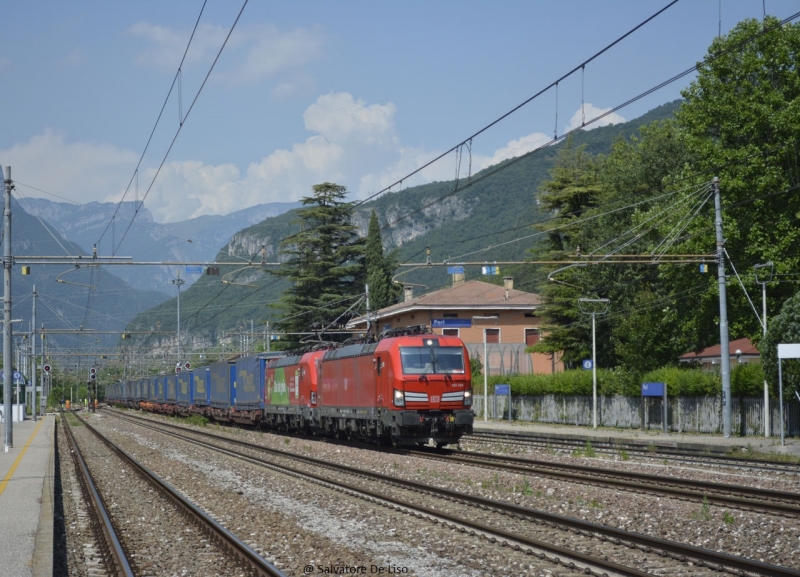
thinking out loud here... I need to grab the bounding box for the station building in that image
[347,277,563,375]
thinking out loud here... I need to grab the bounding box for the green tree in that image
[761,290,800,400]
[272,183,365,348]
[528,139,604,366]
[365,210,401,312]
[672,16,800,345]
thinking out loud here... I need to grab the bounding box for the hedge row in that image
[485,363,766,397]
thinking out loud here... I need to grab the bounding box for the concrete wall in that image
[473,394,800,437]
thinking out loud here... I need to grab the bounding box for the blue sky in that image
[2,1,797,223]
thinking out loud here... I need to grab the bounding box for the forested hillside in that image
[124,100,681,347]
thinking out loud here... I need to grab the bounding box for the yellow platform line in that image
[0,418,46,498]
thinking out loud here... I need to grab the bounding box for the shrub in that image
[486,365,738,397]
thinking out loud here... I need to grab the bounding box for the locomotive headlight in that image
[463,390,472,406]
[393,389,405,407]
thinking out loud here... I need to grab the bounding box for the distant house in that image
[679,337,760,371]
[347,278,562,375]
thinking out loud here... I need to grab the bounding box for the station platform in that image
[472,419,800,457]
[0,416,55,577]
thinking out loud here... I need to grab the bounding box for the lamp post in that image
[578,298,610,430]
[473,315,498,421]
[171,274,185,366]
[754,261,773,437]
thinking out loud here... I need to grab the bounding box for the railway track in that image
[106,409,800,577]
[407,447,800,517]
[62,412,286,577]
[465,430,800,473]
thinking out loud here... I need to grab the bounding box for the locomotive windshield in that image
[400,347,465,375]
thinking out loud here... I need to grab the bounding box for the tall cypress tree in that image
[365,210,400,312]
[272,182,365,347]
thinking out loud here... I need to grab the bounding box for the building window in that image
[443,329,459,337]
[525,328,540,346]
[442,312,459,318]
[485,328,500,344]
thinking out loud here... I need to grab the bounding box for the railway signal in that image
[89,367,97,381]
[43,364,51,373]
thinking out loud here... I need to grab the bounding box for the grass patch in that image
[691,495,712,521]
[572,440,597,458]
[619,449,630,461]
[722,511,735,525]
[185,415,208,427]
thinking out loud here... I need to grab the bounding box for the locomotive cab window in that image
[400,347,465,375]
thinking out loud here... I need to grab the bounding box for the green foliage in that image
[272,183,365,348]
[762,289,800,399]
[470,357,483,383]
[486,363,764,397]
[365,210,401,312]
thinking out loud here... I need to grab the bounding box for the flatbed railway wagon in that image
[230,355,266,425]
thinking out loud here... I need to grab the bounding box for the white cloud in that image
[4,101,625,223]
[473,132,552,171]
[565,103,625,132]
[304,93,397,146]
[129,22,323,86]
[0,129,137,202]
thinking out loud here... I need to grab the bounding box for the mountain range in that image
[123,100,683,349]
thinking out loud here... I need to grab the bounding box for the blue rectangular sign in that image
[447,266,465,275]
[185,266,203,274]
[431,318,472,328]
[494,384,510,395]
[641,382,665,397]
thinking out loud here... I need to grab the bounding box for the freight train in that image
[106,326,475,447]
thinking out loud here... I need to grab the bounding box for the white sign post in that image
[776,343,800,446]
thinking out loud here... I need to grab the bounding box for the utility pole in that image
[713,177,732,438]
[579,298,610,430]
[4,166,13,450]
[171,273,185,368]
[754,262,773,437]
[32,285,37,422]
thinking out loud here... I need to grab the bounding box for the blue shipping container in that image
[209,362,233,408]
[234,356,265,410]
[177,371,192,406]
[192,367,210,406]
[166,374,177,402]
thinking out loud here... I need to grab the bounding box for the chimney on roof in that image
[404,286,414,302]
[504,277,513,300]
[453,272,465,288]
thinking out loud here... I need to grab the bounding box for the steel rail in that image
[468,430,800,473]
[426,450,800,516]
[74,412,286,577]
[108,410,800,577]
[61,414,135,577]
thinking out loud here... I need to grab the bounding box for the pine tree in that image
[365,210,400,312]
[527,139,604,366]
[272,183,365,347]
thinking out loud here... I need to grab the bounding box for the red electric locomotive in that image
[264,349,326,432]
[320,326,474,446]
[264,326,474,447]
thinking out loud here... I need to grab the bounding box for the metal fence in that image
[473,394,800,437]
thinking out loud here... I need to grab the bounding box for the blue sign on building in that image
[447,266,465,275]
[431,318,472,328]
